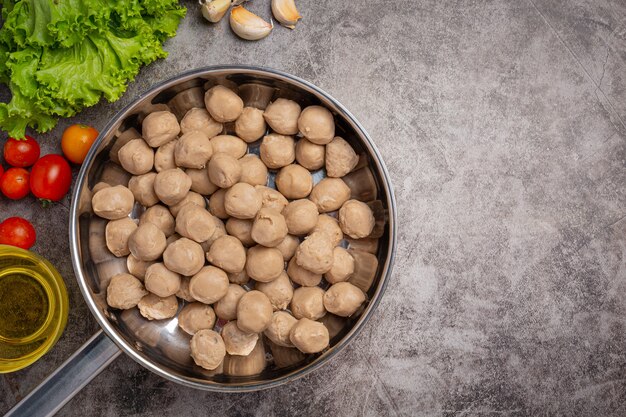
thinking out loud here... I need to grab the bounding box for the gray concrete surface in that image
[1,0,626,415]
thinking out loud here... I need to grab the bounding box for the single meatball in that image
[206,235,246,273]
[222,321,259,356]
[186,168,219,196]
[235,107,267,142]
[236,290,273,333]
[169,191,206,217]
[106,273,147,309]
[144,262,181,297]
[255,271,293,311]
[295,232,334,274]
[239,155,268,186]
[312,214,343,247]
[118,138,154,175]
[224,182,262,219]
[176,276,196,302]
[274,234,299,261]
[180,107,223,137]
[208,188,229,219]
[189,266,229,304]
[255,185,289,212]
[139,205,175,237]
[289,318,329,353]
[208,153,241,188]
[105,217,137,257]
[204,85,244,123]
[137,294,178,320]
[210,135,247,159]
[324,247,355,283]
[190,329,226,370]
[163,237,205,276]
[295,139,325,170]
[325,136,358,177]
[282,199,318,236]
[228,269,250,285]
[175,204,217,243]
[92,185,134,220]
[126,255,154,281]
[214,284,247,320]
[323,282,365,317]
[287,257,322,287]
[154,140,177,173]
[128,173,159,207]
[128,223,167,261]
[142,111,180,147]
[264,311,297,347]
[259,134,295,169]
[175,130,213,169]
[225,218,255,246]
[290,287,328,323]
[309,178,351,213]
[338,200,375,239]
[250,208,288,247]
[263,98,301,135]
[154,168,192,206]
[275,164,313,199]
[178,303,217,335]
[297,106,335,145]
[245,245,284,283]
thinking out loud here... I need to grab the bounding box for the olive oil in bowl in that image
[0,245,68,373]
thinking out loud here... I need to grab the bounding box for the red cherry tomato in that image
[0,167,30,199]
[0,165,4,179]
[30,154,72,203]
[4,136,40,167]
[0,217,36,249]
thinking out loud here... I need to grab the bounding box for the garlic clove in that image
[201,0,231,23]
[271,0,301,29]
[229,5,273,41]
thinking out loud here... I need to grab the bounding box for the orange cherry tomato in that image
[61,124,99,164]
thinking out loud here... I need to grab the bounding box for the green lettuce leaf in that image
[0,0,185,138]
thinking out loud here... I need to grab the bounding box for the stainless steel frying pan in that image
[7,66,396,417]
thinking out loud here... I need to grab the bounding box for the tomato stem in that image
[39,199,54,208]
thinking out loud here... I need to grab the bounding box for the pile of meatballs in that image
[95,85,378,372]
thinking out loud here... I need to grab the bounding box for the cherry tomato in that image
[4,136,40,167]
[0,168,30,200]
[0,217,36,249]
[0,165,4,179]
[30,154,72,203]
[61,124,99,164]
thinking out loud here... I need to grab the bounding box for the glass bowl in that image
[0,245,69,373]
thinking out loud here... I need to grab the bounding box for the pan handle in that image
[5,330,121,417]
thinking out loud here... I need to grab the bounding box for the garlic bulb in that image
[201,0,231,23]
[229,5,273,41]
[271,0,301,29]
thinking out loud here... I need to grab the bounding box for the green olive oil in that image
[0,272,49,340]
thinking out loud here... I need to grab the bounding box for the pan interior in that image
[72,67,394,390]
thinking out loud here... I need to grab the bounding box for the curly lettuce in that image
[0,0,185,138]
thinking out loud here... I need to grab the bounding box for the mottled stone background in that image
[1,0,626,415]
